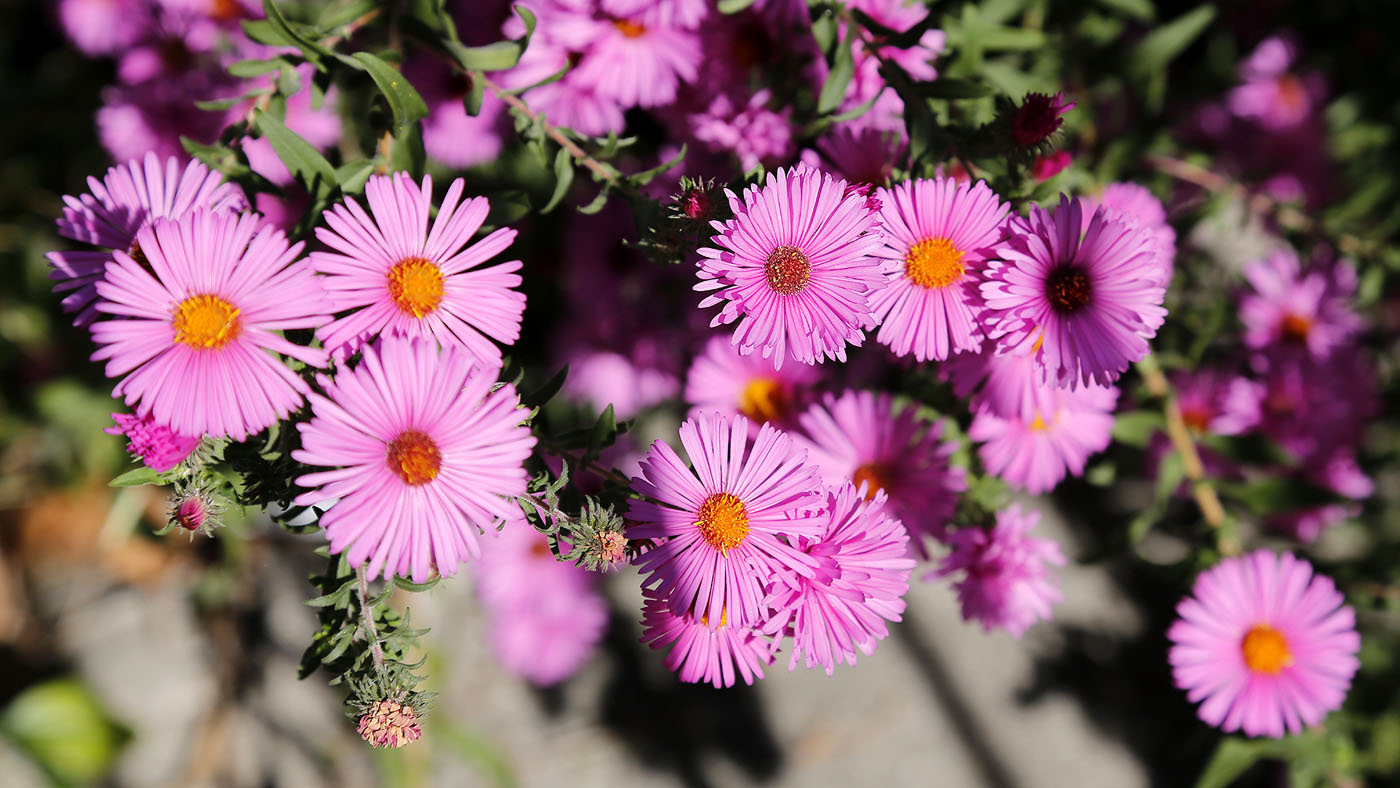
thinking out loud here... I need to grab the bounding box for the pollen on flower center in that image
[905,237,965,289]
[1241,623,1292,675]
[764,245,811,295]
[1281,313,1313,343]
[738,377,787,424]
[387,257,446,318]
[173,294,241,350]
[386,430,442,485]
[1045,266,1092,313]
[851,462,889,499]
[695,492,750,554]
[614,18,646,37]
[1029,412,1050,431]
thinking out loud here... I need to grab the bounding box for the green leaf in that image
[227,57,283,78]
[718,0,757,12]
[442,4,536,71]
[541,146,574,214]
[1111,410,1165,448]
[624,144,684,187]
[463,71,485,116]
[576,188,611,214]
[525,365,569,408]
[254,109,337,191]
[110,466,162,488]
[978,26,1047,50]
[818,32,856,114]
[394,576,441,592]
[1216,478,1335,516]
[258,0,334,70]
[1095,0,1154,21]
[1196,737,1276,788]
[335,159,377,194]
[916,78,996,99]
[352,52,429,136]
[0,679,127,784]
[1129,5,1214,96]
[588,404,617,452]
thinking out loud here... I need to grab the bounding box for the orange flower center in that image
[1281,313,1313,343]
[851,462,889,499]
[1241,623,1292,675]
[699,608,730,628]
[905,237,965,289]
[1180,405,1212,434]
[387,257,445,318]
[1046,266,1092,313]
[1276,74,1307,115]
[738,377,787,424]
[764,245,811,295]
[386,430,442,486]
[173,294,241,350]
[1029,412,1050,431]
[614,19,646,37]
[695,492,750,555]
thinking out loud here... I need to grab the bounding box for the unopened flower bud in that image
[1010,92,1075,147]
[681,187,710,220]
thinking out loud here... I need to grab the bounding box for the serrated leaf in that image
[818,34,856,114]
[254,109,337,192]
[541,146,574,213]
[110,466,162,488]
[352,52,429,135]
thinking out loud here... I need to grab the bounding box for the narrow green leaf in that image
[393,576,441,592]
[335,159,377,194]
[1111,410,1165,448]
[110,466,162,488]
[464,71,485,116]
[1130,5,1214,79]
[525,366,569,407]
[260,0,334,70]
[352,52,429,135]
[541,147,575,214]
[718,0,757,12]
[818,33,856,114]
[1196,738,1275,788]
[624,143,685,187]
[253,110,338,191]
[576,188,611,215]
[1095,0,1154,21]
[227,58,283,78]
[441,4,536,71]
[589,404,617,452]
[978,26,1047,50]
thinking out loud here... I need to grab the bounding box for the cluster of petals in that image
[640,589,776,689]
[1240,247,1361,360]
[933,504,1066,638]
[106,412,201,473]
[684,334,821,434]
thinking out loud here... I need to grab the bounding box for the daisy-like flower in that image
[763,483,914,675]
[628,412,826,628]
[1240,248,1360,359]
[91,211,328,440]
[942,343,1057,423]
[794,389,965,552]
[696,166,886,369]
[684,334,821,433]
[968,381,1118,494]
[1170,369,1263,437]
[293,336,536,583]
[934,504,1066,638]
[106,412,201,473]
[47,153,247,326]
[870,177,1009,361]
[310,173,525,368]
[980,194,1168,389]
[1081,182,1177,287]
[1168,550,1360,738]
[571,11,701,109]
[640,589,775,688]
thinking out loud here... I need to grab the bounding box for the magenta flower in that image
[1031,151,1072,181]
[805,124,906,187]
[310,173,525,368]
[934,504,1066,638]
[293,337,536,582]
[404,57,507,170]
[1240,248,1360,359]
[47,153,246,326]
[91,211,328,440]
[1168,550,1360,738]
[763,483,914,675]
[688,89,795,172]
[106,412,201,473]
[684,334,821,433]
[1081,182,1177,287]
[570,11,701,109]
[628,412,826,629]
[1171,369,1263,437]
[794,390,966,552]
[497,41,624,137]
[561,348,680,421]
[1228,36,1325,132]
[696,166,886,369]
[870,177,1009,361]
[56,0,150,56]
[969,381,1118,494]
[980,195,1167,389]
[943,344,1059,423]
[1010,92,1074,146]
[640,590,775,688]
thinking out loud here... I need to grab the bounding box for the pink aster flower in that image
[1081,182,1177,287]
[803,125,906,187]
[870,177,1009,361]
[47,153,246,326]
[497,42,625,136]
[684,334,822,433]
[1171,369,1263,437]
[91,210,328,440]
[980,195,1168,389]
[1254,348,1376,468]
[310,173,525,368]
[1032,151,1072,181]
[934,504,1066,638]
[689,89,795,172]
[293,336,536,582]
[763,483,914,674]
[403,57,507,170]
[793,389,966,552]
[628,412,826,629]
[696,166,887,369]
[968,380,1118,494]
[570,12,701,108]
[1228,36,1325,132]
[56,0,151,55]
[1168,550,1360,738]
[106,412,201,472]
[1240,248,1360,359]
[640,589,776,688]
[942,343,1058,423]
[1010,92,1074,146]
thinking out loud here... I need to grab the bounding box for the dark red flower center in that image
[1045,266,1092,313]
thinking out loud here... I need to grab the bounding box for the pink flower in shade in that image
[689,89,795,173]
[793,390,966,553]
[1240,248,1360,360]
[628,412,826,629]
[803,125,906,187]
[497,43,624,136]
[942,344,1058,423]
[980,195,1168,389]
[602,0,710,29]
[1031,151,1072,181]
[475,526,607,686]
[933,504,1066,638]
[1171,369,1263,437]
[696,166,887,369]
[309,173,525,368]
[870,177,1009,361]
[1081,182,1178,287]
[106,412,201,473]
[293,337,536,583]
[1267,503,1359,544]
[403,58,507,169]
[684,334,821,433]
[1010,92,1074,146]
[47,153,247,326]
[1228,36,1325,132]
[91,211,329,440]
[1168,550,1360,738]
[96,75,236,163]
[570,13,701,108]
[640,589,776,688]
[968,381,1119,494]
[763,483,914,675]
[561,348,680,421]
[56,0,150,55]
[1255,348,1376,465]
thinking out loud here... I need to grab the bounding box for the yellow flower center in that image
[387,257,446,318]
[172,294,241,350]
[699,609,729,628]
[738,378,787,424]
[695,492,750,555]
[905,237,965,289]
[614,19,646,37]
[850,462,889,499]
[764,245,811,295]
[1029,412,1050,431]
[386,430,442,486]
[1241,623,1292,675]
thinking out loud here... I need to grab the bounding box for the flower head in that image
[310,173,525,368]
[934,504,1066,638]
[1010,92,1074,147]
[91,211,329,440]
[968,379,1118,494]
[1240,248,1360,360]
[357,700,423,749]
[1168,550,1360,738]
[293,336,536,583]
[640,589,776,688]
[696,166,886,369]
[1081,182,1177,287]
[106,412,201,473]
[684,334,821,433]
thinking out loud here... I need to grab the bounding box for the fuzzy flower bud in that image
[681,186,710,220]
[1010,92,1075,147]
[357,699,422,749]
[167,484,224,537]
